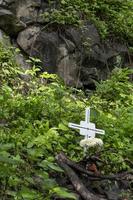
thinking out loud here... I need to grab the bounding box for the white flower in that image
[80,138,103,148]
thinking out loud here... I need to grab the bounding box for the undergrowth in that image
[90,68,133,173]
[0,43,133,199]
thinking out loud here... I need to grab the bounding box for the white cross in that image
[68,108,105,139]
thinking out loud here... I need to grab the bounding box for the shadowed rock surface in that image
[0,0,132,88]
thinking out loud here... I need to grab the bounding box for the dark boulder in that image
[0,7,26,35]
[0,0,132,88]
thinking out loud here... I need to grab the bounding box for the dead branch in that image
[56,152,133,181]
[56,153,107,200]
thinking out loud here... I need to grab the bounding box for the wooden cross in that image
[69,108,105,139]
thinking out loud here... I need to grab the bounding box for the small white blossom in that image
[80,138,103,148]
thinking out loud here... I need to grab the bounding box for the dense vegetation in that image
[0,41,133,199]
[42,0,133,44]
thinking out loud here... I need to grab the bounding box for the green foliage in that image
[42,0,133,42]
[0,43,85,199]
[0,43,133,198]
[0,43,21,85]
[89,68,133,173]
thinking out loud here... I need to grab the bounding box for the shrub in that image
[0,43,85,199]
[0,43,132,198]
[89,68,133,173]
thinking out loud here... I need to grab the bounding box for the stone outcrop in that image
[0,0,132,88]
[0,7,26,35]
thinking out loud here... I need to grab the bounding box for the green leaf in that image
[19,188,38,199]
[58,123,69,131]
[52,187,77,199]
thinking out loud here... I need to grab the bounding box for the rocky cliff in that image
[0,0,132,88]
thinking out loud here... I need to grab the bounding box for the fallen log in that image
[56,152,133,181]
[56,153,107,200]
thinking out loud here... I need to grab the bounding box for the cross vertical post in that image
[85,108,90,123]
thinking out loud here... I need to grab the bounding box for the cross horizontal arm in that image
[69,123,105,135]
[68,123,81,130]
[95,129,105,135]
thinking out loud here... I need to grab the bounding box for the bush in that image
[0,43,133,198]
[0,43,85,199]
[89,68,133,173]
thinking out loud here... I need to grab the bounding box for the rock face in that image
[0,7,26,35]
[0,0,132,88]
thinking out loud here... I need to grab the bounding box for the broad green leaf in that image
[52,187,77,199]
